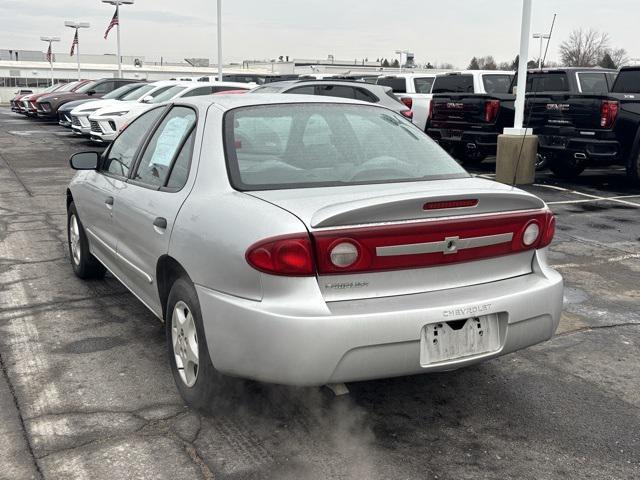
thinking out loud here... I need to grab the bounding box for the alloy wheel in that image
[171,301,199,387]
[69,214,81,266]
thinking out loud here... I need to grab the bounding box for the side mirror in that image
[87,90,96,96]
[142,95,153,103]
[70,151,100,170]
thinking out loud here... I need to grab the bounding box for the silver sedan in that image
[66,95,563,409]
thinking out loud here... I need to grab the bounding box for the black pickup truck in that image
[426,68,617,165]
[526,66,640,181]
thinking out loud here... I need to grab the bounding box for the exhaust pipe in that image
[574,152,587,160]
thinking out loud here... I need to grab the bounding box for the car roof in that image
[175,93,374,112]
[258,79,388,89]
[378,73,439,79]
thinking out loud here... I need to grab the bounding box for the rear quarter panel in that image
[168,104,310,301]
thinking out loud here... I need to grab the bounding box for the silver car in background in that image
[66,95,563,409]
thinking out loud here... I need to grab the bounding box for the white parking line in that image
[534,184,640,208]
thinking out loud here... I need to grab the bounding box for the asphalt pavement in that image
[0,107,639,480]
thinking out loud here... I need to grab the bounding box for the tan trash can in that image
[495,132,538,185]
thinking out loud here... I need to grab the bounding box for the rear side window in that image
[578,73,610,93]
[182,87,213,98]
[432,75,474,94]
[134,107,196,187]
[612,69,640,94]
[414,77,435,93]
[526,73,569,92]
[354,88,377,102]
[482,75,513,94]
[316,85,356,99]
[376,77,407,93]
[285,85,315,95]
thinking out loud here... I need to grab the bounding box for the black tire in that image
[67,202,106,279]
[166,277,241,412]
[548,153,586,179]
[460,152,487,166]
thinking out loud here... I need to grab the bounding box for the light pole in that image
[40,36,60,87]
[102,0,134,79]
[65,21,90,80]
[532,32,550,69]
[395,49,409,73]
[217,0,223,81]
[512,0,533,133]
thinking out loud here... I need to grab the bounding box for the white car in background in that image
[376,73,440,131]
[88,81,251,143]
[70,81,180,136]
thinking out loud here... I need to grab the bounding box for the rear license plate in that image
[420,315,500,366]
[441,129,462,140]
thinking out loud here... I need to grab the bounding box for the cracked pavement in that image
[0,106,639,479]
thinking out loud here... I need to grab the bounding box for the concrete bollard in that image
[495,133,538,185]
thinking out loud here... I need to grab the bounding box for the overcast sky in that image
[1,0,638,67]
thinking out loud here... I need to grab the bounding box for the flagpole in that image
[40,37,60,87]
[65,22,90,80]
[116,3,121,78]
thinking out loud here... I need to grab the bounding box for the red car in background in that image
[10,89,34,112]
[21,81,89,116]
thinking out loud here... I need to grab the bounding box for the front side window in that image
[316,85,356,99]
[101,108,164,177]
[414,77,435,94]
[91,81,114,94]
[133,107,197,187]
[285,86,315,95]
[224,104,468,190]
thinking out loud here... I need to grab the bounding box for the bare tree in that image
[608,48,629,68]
[478,56,498,70]
[560,28,610,67]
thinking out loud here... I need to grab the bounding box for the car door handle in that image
[105,196,114,209]
[153,217,168,230]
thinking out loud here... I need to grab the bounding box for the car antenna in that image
[511,13,557,187]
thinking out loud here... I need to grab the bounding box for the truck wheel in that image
[166,277,242,413]
[548,153,586,179]
[67,203,106,279]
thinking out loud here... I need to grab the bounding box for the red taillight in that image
[246,234,315,276]
[484,99,500,123]
[424,199,479,210]
[539,213,556,248]
[401,110,414,119]
[427,100,434,121]
[313,210,555,275]
[400,97,413,109]
[600,100,619,129]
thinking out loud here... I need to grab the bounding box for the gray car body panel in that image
[69,94,564,386]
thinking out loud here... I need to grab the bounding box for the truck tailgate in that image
[526,94,606,130]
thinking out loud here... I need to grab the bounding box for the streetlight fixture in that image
[532,32,551,69]
[217,0,223,81]
[102,0,134,79]
[40,36,60,87]
[394,49,409,73]
[65,21,90,80]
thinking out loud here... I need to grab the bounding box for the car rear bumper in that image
[427,128,499,156]
[197,250,563,386]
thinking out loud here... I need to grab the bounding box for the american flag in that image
[46,43,52,63]
[70,30,79,56]
[104,9,119,39]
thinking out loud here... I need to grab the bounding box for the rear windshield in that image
[612,69,640,94]
[414,77,435,93]
[526,72,569,92]
[482,74,513,94]
[432,75,474,94]
[376,77,407,93]
[224,104,468,190]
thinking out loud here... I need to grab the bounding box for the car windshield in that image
[225,103,468,190]
[76,81,99,94]
[103,83,142,100]
[120,84,155,101]
[149,86,187,103]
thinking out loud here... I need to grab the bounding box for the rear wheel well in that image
[156,255,191,321]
